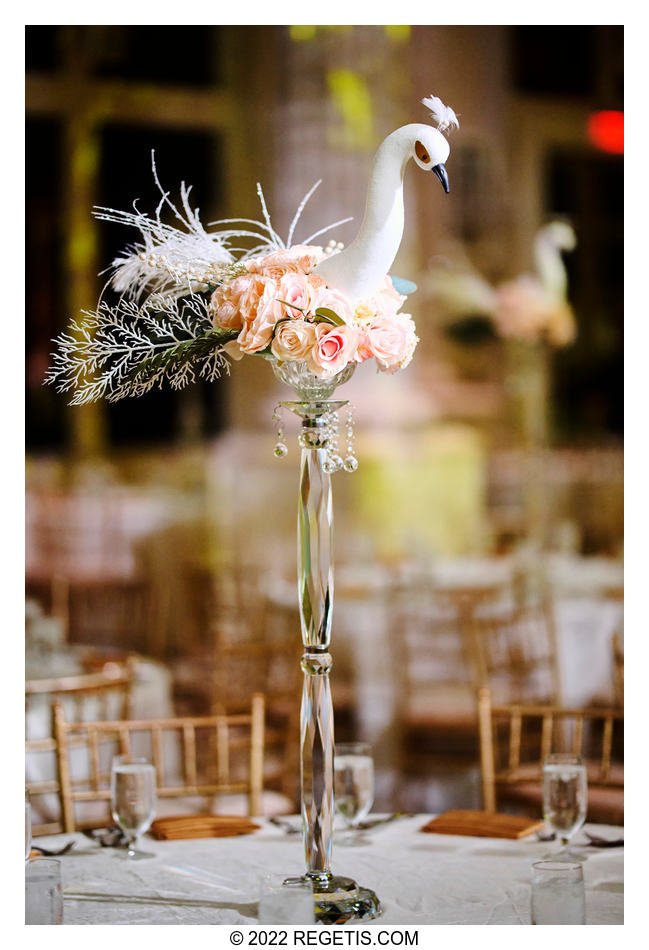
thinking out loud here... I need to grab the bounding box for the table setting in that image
[26,814,623,925]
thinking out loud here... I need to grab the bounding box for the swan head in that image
[539,220,577,252]
[414,94,459,194]
[411,126,451,193]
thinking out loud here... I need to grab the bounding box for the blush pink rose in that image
[277,271,314,318]
[310,284,354,325]
[362,276,407,319]
[271,319,318,361]
[308,324,359,378]
[365,312,419,374]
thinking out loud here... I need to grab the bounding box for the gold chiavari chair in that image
[25,660,137,835]
[53,693,265,832]
[478,687,624,824]
[212,600,302,811]
[468,599,561,705]
[388,586,493,787]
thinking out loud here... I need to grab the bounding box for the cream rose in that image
[271,319,318,361]
[308,324,359,378]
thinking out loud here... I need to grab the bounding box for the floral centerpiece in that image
[46,94,459,924]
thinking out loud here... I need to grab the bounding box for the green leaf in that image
[275,299,305,314]
[314,307,345,326]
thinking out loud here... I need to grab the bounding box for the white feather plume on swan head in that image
[422,94,459,134]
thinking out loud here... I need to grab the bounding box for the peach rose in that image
[210,273,269,330]
[365,312,419,374]
[246,244,324,279]
[237,279,285,353]
[308,323,359,378]
[271,319,318,361]
[221,339,245,361]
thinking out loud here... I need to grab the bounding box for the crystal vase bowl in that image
[270,358,356,401]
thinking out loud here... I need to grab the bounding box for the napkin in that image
[150,815,261,840]
[420,810,545,839]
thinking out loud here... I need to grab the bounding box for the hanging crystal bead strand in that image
[343,405,358,472]
[322,410,343,474]
[273,405,288,458]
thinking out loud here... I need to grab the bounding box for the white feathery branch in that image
[44,293,228,405]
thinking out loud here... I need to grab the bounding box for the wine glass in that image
[334,742,374,846]
[542,753,588,861]
[110,754,157,859]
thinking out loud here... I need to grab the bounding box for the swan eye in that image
[415,141,430,164]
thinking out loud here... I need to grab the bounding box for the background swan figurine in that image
[314,95,457,304]
[427,220,577,348]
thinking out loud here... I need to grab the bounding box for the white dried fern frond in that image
[45,293,231,405]
[422,94,460,133]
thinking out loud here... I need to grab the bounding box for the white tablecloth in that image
[32,817,623,925]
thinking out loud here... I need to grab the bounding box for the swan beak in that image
[432,163,450,193]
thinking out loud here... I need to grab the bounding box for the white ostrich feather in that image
[422,94,459,133]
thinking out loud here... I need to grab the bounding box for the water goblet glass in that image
[258,876,315,924]
[542,753,588,861]
[110,754,157,859]
[334,742,374,846]
[531,861,586,924]
[25,858,63,924]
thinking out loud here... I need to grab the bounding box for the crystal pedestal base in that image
[284,873,382,924]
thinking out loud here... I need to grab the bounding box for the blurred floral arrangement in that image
[45,160,417,405]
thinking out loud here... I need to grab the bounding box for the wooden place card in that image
[420,810,545,839]
[150,815,261,840]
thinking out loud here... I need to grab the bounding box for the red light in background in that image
[587,111,624,154]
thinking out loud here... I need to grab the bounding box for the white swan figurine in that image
[314,95,458,304]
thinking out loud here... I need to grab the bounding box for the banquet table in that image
[31,816,623,925]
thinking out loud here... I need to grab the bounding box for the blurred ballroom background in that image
[26,25,623,821]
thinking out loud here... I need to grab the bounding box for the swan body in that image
[314,123,451,304]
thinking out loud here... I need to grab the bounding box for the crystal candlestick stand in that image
[271,360,381,924]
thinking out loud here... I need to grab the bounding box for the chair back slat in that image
[540,713,553,761]
[152,726,164,785]
[508,710,522,774]
[601,715,613,782]
[183,723,198,788]
[571,715,584,755]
